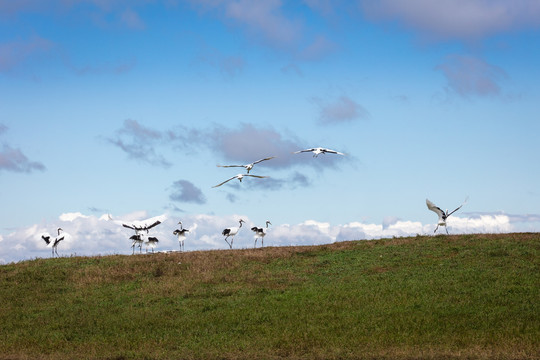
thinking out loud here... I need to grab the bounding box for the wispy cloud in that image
[312,95,370,125]
[120,8,146,30]
[436,54,507,97]
[106,119,172,168]
[243,171,312,191]
[221,0,302,48]
[359,0,540,42]
[0,125,46,173]
[169,180,207,204]
[0,145,46,173]
[297,35,338,61]
[195,43,245,77]
[66,57,137,76]
[107,121,348,179]
[185,0,342,60]
[0,1,150,29]
[168,122,344,172]
[0,36,53,73]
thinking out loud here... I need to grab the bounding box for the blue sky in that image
[1,0,540,263]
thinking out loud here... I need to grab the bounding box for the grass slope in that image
[0,233,538,359]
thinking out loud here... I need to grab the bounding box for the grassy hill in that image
[0,233,538,359]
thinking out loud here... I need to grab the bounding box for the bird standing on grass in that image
[251,220,271,248]
[145,237,159,253]
[122,220,161,254]
[426,197,468,234]
[222,219,245,249]
[41,228,65,257]
[173,221,189,252]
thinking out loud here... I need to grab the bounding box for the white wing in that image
[212,175,238,188]
[252,156,276,165]
[322,148,345,155]
[216,164,244,168]
[426,199,444,219]
[119,214,167,229]
[293,148,316,154]
[447,196,469,217]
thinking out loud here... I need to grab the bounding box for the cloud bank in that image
[1,210,535,264]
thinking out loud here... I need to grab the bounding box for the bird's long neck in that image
[239,221,243,228]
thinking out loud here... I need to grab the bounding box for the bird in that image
[222,219,245,249]
[217,156,275,174]
[212,174,269,188]
[293,147,345,157]
[251,220,271,248]
[145,237,159,253]
[42,228,65,257]
[173,221,189,252]
[426,197,468,234]
[129,233,144,254]
[122,220,161,254]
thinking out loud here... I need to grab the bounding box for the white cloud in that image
[59,212,90,222]
[0,211,536,264]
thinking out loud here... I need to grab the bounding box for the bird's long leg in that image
[231,237,234,249]
[434,225,439,233]
[445,226,449,235]
[224,237,232,249]
[254,238,257,248]
[262,238,264,247]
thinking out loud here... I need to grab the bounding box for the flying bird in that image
[173,221,189,252]
[293,147,345,157]
[426,197,468,234]
[222,219,245,249]
[212,174,269,188]
[42,228,65,257]
[217,156,275,174]
[251,220,271,248]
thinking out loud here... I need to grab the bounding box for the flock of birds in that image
[40,147,467,257]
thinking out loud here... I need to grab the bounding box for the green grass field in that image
[1,233,538,359]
